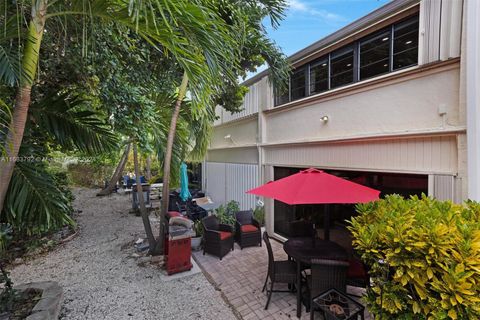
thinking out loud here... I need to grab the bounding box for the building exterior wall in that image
[206,147,258,165]
[209,117,258,150]
[202,0,470,237]
[264,64,461,145]
[263,135,458,175]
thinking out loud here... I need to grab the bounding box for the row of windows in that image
[275,15,419,106]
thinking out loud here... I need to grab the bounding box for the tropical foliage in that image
[0,0,290,257]
[215,200,241,228]
[253,205,265,227]
[349,195,480,320]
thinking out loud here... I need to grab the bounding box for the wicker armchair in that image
[262,232,297,310]
[201,215,234,260]
[235,210,261,249]
[305,258,349,318]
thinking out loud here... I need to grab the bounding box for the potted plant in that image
[253,205,265,228]
[215,200,239,231]
[191,220,203,251]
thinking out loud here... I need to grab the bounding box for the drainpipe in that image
[466,0,480,200]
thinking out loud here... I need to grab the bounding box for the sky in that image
[246,0,390,78]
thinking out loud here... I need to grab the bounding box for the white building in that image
[202,0,480,240]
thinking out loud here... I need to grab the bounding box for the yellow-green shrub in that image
[348,195,480,320]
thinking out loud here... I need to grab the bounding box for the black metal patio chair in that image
[262,231,297,310]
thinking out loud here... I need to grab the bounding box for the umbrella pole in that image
[324,205,330,241]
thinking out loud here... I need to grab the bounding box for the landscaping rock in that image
[14,281,63,320]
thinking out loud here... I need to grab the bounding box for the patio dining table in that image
[283,237,348,318]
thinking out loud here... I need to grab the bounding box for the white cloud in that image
[288,0,308,11]
[286,0,346,23]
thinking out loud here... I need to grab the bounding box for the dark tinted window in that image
[275,87,290,105]
[290,68,306,100]
[330,47,354,89]
[309,59,329,94]
[360,29,390,80]
[273,14,419,107]
[393,16,419,70]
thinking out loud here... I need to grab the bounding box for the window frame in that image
[308,57,330,95]
[358,27,392,80]
[330,45,355,89]
[274,14,419,107]
[392,15,420,71]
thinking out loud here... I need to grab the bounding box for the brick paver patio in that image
[193,230,370,320]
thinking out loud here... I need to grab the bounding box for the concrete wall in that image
[264,65,461,145]
[209,117,258,150]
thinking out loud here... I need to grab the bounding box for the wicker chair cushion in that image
[167,211,182,218]
[241,224,258,233]
[219,231,233,240]
[347,259,367,278]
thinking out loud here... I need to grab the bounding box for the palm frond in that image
[47,0,237,113]
[3,160,75,235]
[0,45,21,86]
[0,98,12,157]
[29,93,118,154]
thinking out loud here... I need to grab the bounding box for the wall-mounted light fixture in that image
[320,115,329,123]
[224,134,237,145]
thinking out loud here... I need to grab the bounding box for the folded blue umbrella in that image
[180,162,192,201]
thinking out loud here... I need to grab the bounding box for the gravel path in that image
[11,188,237,320]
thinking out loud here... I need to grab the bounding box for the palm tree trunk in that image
[133,142,156,248]
[97,143,131,196]
[145,155,151,180]
[152,72,189,256]
[0,1,47,212]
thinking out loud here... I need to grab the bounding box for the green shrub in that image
[348,195,480,320]
[193,220,204,238]
[215,200,240,228]
[0,224,12,253]
[253,206,265,227]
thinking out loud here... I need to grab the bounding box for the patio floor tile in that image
[193,231,371,319]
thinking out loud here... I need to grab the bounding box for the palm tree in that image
[2,92,116,234]
[97,143,131,196]
[155,0,290,254]
[132,142,156,246]
[0,0,235,213]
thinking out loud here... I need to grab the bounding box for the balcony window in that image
[360,29,390,80]
[309,59,329,94]
[330,46,354,89]
[393,16,419,70]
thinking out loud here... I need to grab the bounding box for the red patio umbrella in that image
[246,168,380,239]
